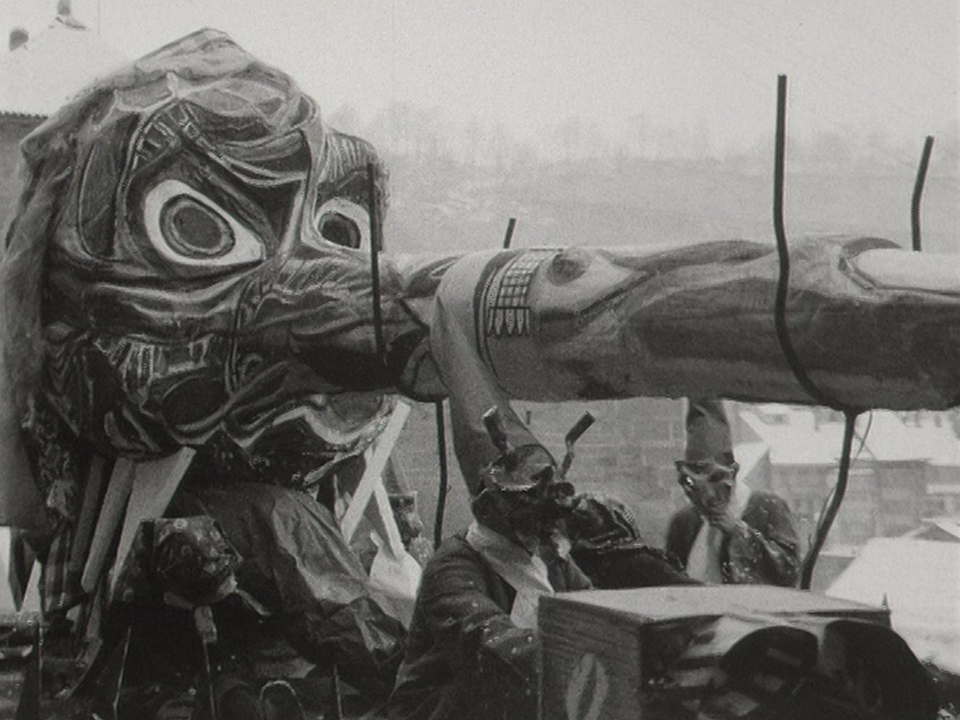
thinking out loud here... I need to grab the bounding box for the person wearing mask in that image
[665,398,800,586]
[386,436,590,720]
[567,492,699,588]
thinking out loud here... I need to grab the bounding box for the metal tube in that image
[772,75,849,412]
[911,136,934,252]
[502,217,517,249]
[367,162,386,365]
[773,75,788,252]
[434,401,450,547]
[800,410,858,589]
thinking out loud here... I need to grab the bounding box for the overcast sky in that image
[5,0,959,154]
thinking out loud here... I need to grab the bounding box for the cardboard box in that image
[539,585,896,720]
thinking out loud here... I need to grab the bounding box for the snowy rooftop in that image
[0,14,126,117]
[827,537,960,673]
[739,404,960,466]
[903,516,960,542]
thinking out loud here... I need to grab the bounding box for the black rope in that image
[911,136,934,252]
[800,409,856,589]
[433,401,450,548]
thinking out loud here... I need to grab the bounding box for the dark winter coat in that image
[386,534,590,720]
[665,491,800,586]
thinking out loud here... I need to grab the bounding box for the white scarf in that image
[685,481,752,583]
[466,521,555,629]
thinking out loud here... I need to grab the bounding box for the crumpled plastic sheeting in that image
[283,596,406,700]
[170,482,405,620]
[167,482,407,703]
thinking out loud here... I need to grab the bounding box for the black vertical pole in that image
[367,163,387,365]
[801,411,856,589]
[434,401,450,548]
[911,136,934,252]
[502,217,517,249]
[769,74,858,588]
[773,75,788,252]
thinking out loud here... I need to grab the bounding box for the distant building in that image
[903,516,960,543]
[733,403,960,549]
[0,2,126,232]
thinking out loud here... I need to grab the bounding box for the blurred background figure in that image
[666,398,799,586]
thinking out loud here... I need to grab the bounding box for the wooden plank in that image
[81,459,136,594]
[68,455,109,576]
[108,448,196,595]
[370,480,406,557]
[340,402,411,544]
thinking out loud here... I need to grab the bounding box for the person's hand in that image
[704,507,738,534]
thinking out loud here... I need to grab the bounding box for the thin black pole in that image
[773,75,788,253]
[801,410,857,589]
[502,217,517,249]
[769,75,860,589]
[331,665,344,720]
[367,163,387,365]
[772,75,848,412]
[198,630,218,720]
[433,401,450,547]
[911,135,934,252]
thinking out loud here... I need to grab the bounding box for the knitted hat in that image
[683,397,735,467]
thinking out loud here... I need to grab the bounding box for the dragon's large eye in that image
[312,198,370,251]
[143,179,265,268]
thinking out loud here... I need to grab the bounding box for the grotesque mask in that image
[3,30,428,471]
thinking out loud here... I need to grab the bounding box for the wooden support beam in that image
[340,402,411,544]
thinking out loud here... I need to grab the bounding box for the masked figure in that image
[386,427,590,720]
[666,398,800,586]
[566,492,698,588]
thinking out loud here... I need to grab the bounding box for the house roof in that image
[857,411,959,464]
[739,405,960,466]
[0,15,126,118]
[827,537,960,672]
[733,440,768,485]
[739,406,843,465]
[902,516,960,542]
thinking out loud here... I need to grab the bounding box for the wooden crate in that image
[539,585,889,720]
